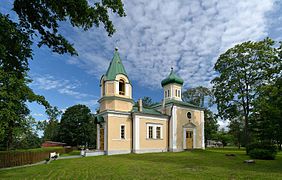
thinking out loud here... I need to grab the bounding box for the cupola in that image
[161,68,183,101]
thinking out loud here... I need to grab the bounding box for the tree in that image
[60,104,96,147]
[211,38,280,146]
[182,86,213,108]
[1,0,125,150]
[135,96,158,108]
[228,118,244,148]
[251,77,282,149]
[0,15,49,150]
[12,0,126,55]
[204,109,219,147]
[37,107,62,141]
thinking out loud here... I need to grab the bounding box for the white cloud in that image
[63,0,275,89]
[31,74,91,99]
[32,113,44,117]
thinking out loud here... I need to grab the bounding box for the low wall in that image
[0,148,67,168]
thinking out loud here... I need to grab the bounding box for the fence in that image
[0,148,67,168]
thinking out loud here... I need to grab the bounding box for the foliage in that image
[135,96,158,108]
[12,0,126,55]
[249,149,276,160]
[204,109,219,146]
[251,77,282,149]
[211,38,280,146]
[37,106,62,141]
[0,14,49,150]
[1,149,282,179]
[213,129,233,147]
[60,104,96,147]
[228,117,244,148]
[246,141,277,156]
[182,86,213,108]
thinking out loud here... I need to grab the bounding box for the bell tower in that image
[99,48,133,112]
[161,67,184,101]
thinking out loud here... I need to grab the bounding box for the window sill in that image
[112,138,129,141]
[146,138,164,140]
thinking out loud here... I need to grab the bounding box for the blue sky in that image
[2,0,282,129]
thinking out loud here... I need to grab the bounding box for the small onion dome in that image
[161,67,184,87]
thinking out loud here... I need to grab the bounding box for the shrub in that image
[246,142,277,154]
[249,148,276,160]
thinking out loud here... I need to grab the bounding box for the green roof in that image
[104,48,129,81]
[132,106,163,116]
[161,68,184,87]
[152,99,204,110]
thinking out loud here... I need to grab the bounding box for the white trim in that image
[133,116,140,151]
[134,148,167,154]
[104,121,107,151]
[107,150,131,155]
[135,115,168,121]
[108,114,130,118]
[115,81,119,94]
[146,123,163,139]
[97,124,100,150]
[201,110,205,149]
[125,84,129,96]
[172,106,177,149]
[193,128,196,148]
[120,124,126,139]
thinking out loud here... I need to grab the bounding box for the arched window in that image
[119,79,125,95]
[102,81,105,96]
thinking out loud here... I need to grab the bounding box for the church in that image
[95,48,205,155]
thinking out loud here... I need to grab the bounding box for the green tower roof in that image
[104,48,129,81]
[161,68,184,87]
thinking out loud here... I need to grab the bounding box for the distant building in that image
[94,48,205,155]
[41,141,66,147]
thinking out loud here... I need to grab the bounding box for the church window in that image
[119,79,125,95]
[120,125,125,139]
[178,90,181,97]
[148,126,153,139]
[165,91,167,98]
[168,90,170,97]
[102,81,105,96]
[156,127,161,139]
[175,90,178,97]
[187,112,192,119]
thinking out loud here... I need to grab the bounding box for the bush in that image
[249,148,276,160]
[246,142,277,154]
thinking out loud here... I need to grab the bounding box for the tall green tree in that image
[204,109,219,147]
[1,0,125,150]
[60,104,96,147]
[251,77,282,149]
[211,38,280,146]
[37,107,62,141]
[0,15,49,150]
[228,117,244,148]
[182,86,213,108]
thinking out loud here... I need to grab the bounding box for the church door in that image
[186,131,193,149]
[100,128,104,150]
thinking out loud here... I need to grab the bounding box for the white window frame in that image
[120,124,126,139]
[146,124,163,139]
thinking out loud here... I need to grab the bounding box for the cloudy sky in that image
[1,0,282,128]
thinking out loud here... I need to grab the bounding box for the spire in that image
[161,67,184,87]
[104,48,129,81]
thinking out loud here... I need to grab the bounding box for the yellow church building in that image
[95,48,205,155]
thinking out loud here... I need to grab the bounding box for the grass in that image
[60,150,81,157]
[0,148,281,179]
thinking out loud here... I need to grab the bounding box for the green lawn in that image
[1,148,281,179]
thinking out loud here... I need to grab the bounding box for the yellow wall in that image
[139,118,168,149]
[107,115,132,151]
[99,99,133,112]
[175,107,203,149]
